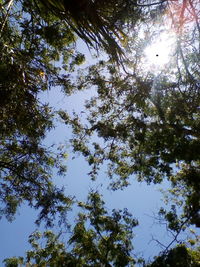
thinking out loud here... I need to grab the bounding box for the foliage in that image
[59,2,200,229]
[70,191,138,266]
[4,192,138,266]
[1,0,200,265]
[0,0,82,225]
[36,0,143,62]
[146,245,200,267]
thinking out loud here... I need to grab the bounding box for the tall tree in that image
[0,0,168,225]
[59,0,200,229]
[146,245,200,267]
[1,0,200,264]
[0,0,85,226]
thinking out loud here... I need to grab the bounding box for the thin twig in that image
[0,0,14,38]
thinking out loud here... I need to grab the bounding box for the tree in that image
[0,0,85,226]
[59,0,200,228]
[0,0,166,226]
[4,192,138,266]
[1,0,200,265]
[3,193,200,266]
[36,0,143,62]
[146,245,200,267]
[0,0,168,225]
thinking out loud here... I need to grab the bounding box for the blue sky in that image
[2,41,198,266]
[0,83,173,264]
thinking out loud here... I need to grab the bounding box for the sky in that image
[1,37,199,265]
[0,81,174,265]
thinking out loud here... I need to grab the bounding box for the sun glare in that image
[144,31,176,71]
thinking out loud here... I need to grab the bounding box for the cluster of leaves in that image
[3,192,138,266]
[0,0,86,226]
[4,244,200,267]
[59,0,200,231]
[4,191,200,266]
[146,245,200,267]
[37,0,144,62]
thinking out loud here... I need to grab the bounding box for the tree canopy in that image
[36,0,141,61]
[4,192,138,266]
[1,0,200,265]
[60,0,200,230]
[0,0,83,226]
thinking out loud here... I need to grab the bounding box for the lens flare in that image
[144,31,176,70]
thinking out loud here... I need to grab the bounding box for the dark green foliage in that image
[146,245,200,267]
[0,0,81,225]
[37,0,143,62]
[3,257,23,267]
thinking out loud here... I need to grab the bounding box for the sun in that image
[144,31,176,72]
